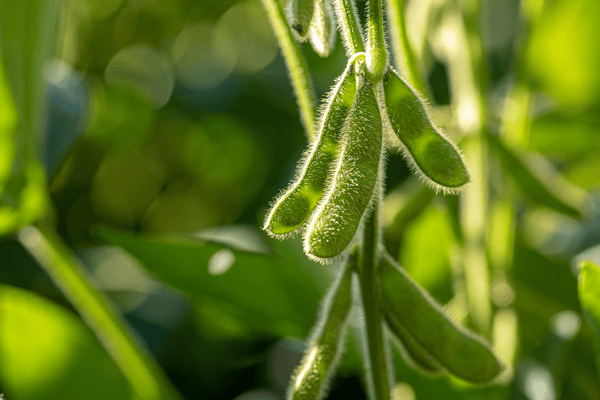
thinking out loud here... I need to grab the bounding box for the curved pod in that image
[383,69,469,193]
[288,0,316,40]
[264,65,357,236]
[380,254,502,383]
[289,254,354,399]
[384,312,443,374]
[305,80,384,262]
[309,0,337,57]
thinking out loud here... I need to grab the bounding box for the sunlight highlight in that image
[295,346,319,390]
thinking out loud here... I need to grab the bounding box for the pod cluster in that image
[264,58,470,262]
[264,56,384,263]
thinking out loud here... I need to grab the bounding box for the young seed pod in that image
[384,312,444,374]
[383,69,469,193]
[309,0,337,57]
[263,65,357,236]
[305,79,384,262]
[289,253,355,400]
[288,0,316,41]
[379,254,502,383]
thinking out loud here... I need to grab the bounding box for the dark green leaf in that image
[96,226,322,337]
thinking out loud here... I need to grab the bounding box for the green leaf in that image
[578,259,600,379]
[486,133,586,218]
[0,56,17,198]
[96,226,322,337]
[0,0,60,160]
[0,285,133,400]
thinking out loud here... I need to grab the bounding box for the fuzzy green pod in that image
[263,65,357,236]
[309,0,336,57]
[383,69,469,193]
[305,80,383,262]
[379,254,502,383]
[384,312,443,374]
[289,253,354,399]
[288,0,316,40]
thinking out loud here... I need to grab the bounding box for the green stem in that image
[18,225,182,400]
[333,0,365,55]
[359,194,392,400]
[366,0,387,82]
[261,0,317,142]
[384,0,427,94]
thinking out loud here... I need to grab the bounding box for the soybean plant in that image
[261,0,502,398]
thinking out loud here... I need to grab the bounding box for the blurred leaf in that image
[528,113,600,161]
[382,176,435,253]
[43,60,89,179]
[0,162,48,236]
[526,0,600,109]
[400,204,454,303]
[578,259,600,378]
[0,56,18,197]
[0,284,133,400]
[514,244,579,312]
[0,0,60,162]
[563,154,600,190]
[487,133,586,218]
[95,226,322,337]
[86,84,154,147]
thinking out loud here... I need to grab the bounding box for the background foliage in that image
[1,0,600,399]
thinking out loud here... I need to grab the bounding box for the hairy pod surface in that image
[384,312,443,374]
[383,69,469,193]
[305,79,384,262]
[289,254,355,400]
[309,0,337,57]
[289,0,316,40]
[379,254,502,383]
[263,65,357,236]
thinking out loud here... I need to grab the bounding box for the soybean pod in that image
[305,78,384,262]
[379,254,502,383]
[309,0,337,58]
[289,252,355,400]
[264,63,357,236]
[383,69,469,193]
[288,0,316,40]
[384,312,443,374]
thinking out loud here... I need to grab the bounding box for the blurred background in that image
[1,0,600,399]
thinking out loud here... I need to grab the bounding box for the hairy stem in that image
[359,192,392,400]
[366,0,387,82]
[384,0,427,94]
[18,225,182,400]
[333,0,365,55]
[261,0,317,142]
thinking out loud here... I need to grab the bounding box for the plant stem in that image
[366,0,387,82]
[359,193,392,400]
[261,0,317,142]
[333,0,365,55]
[384,0,427,95]
[18,224,182,400]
